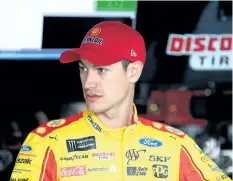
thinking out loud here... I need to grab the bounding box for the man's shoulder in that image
[30,112,85,138]
[139,116,186,139]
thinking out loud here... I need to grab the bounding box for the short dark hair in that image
[121,59,131,71]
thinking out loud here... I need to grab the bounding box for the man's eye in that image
[97,68,107,73]
[79,66,87,71]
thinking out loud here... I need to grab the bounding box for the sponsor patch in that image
[90,27,101,36]
[47,119,66,127]
[49,135,58,141]
[10,178,29,181]
[165,126,185,136]
[126,149,146,165]
[152,122,163,129]
[88,167,108,172]
[201,155,211,162]
[66,136,96,152]
[20,145,32,152]
[208,163,221,172]
[16,158,32,165]
[127,167,148,176]
[139,138,163,148]
[149,155,171,162]
[60,166,86,177]
[82,36,103,45]
[92,152,115,160]
[87,115,102,133]
[36,127,46,134]
[152,164,169,178]
[13,168,31,174]
[60,154,88,161]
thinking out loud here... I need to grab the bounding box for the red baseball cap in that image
[59,21,146,66]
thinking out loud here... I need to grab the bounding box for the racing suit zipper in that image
[121,137,125,181]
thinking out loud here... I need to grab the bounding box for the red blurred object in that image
[143,91,166,121]
[165,89,207,126]
[140,89,208,126]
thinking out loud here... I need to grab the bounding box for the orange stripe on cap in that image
[39,147,57,181]
[181,146,208,181]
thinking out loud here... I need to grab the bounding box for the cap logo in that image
[90,27,101,36]
[82,36,103,45]
[131,49,137,57]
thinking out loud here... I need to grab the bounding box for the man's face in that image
[79,58,130,113]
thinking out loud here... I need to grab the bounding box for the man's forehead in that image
[79,57,93,66]
[80,57,113,67]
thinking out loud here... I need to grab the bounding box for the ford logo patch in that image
[20,145,32,152]
[139,138,163,147]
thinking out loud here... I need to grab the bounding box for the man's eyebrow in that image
[79,60,101,68]
[78,61,86,66]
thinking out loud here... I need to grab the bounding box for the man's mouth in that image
[86,93,103,102]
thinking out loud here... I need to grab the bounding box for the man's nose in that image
[83,71,97,89]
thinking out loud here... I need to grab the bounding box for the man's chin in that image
[86,103,101,113]
[86,103,107,114]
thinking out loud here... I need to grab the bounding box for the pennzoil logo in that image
[47,119,66,127]
[90,27,101,36]
[82,36,103,45]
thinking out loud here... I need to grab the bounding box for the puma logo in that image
[49,135,58,141]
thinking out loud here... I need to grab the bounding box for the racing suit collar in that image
[83,104,139,138]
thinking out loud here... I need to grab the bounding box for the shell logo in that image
[165,126,184,136]
[36,127,46,134]
[47,119,66,127]
[152,122,163,129]
[90,27,101,36]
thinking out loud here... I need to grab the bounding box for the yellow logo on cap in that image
[91,27,101,36]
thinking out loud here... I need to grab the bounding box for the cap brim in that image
[60,47,122,66]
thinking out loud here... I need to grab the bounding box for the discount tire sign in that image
[166,34,232,71]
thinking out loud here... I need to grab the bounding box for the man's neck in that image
[96,100,134,129]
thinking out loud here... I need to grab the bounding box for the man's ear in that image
[126,61,143,84]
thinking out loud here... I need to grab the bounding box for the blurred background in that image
[0,0,232,180]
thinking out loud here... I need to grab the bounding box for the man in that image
[10,21,231,181]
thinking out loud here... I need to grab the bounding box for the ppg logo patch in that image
[152,164,168,178]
